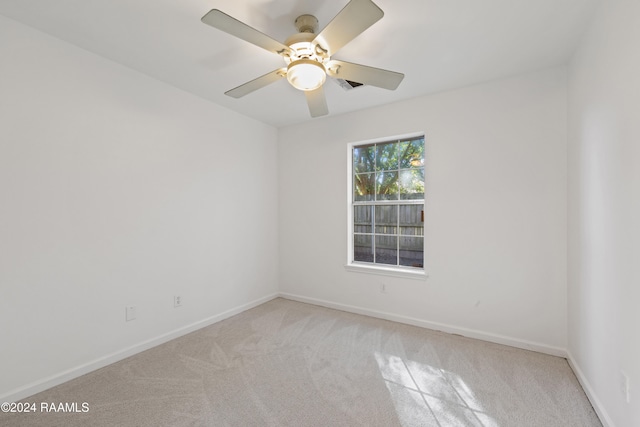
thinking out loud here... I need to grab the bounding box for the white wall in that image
[0,16,279,400]
[278,67,568,353]
[568,2,640,426]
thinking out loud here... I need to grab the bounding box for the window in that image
[347,134,425,277]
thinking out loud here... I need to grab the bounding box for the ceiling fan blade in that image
[326,60,404,90]
[305,87,329,118]
[202,9,292,57]
[225,68,287,98]
[312,0,384,57]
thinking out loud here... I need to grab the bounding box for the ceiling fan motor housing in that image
[284,31,328,64]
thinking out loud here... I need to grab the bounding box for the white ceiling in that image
[0,0,599,127]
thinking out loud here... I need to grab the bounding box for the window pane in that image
[354,234,373,263]
[354,145,375,174]
[375,205,397,234]
[354,172,375,201]
[399,168,424,200]
[354,205,373,233]
[376,171,399,200]
[399,237,423,267]
[375,235,397,265]
[399,204,424,236]
[375,141,398,171]
[399,138,425,169]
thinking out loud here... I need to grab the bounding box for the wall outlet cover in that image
[125,306,136,322]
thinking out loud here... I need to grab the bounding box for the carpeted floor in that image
[1,298,601,426]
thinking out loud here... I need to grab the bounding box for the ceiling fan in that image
[201,0,404,118]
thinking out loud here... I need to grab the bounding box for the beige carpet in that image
[2,298,601,426]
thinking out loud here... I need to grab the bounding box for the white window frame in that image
[345,132,427,280]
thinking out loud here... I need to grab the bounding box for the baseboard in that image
[278,292,568,358]
[1,293,279,403]
[566,351,615,427]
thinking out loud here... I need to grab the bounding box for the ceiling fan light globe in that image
[287,59,326,91]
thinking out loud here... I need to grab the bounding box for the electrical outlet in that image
[125,306,136,322]
[174,295,182,308]
[620,371,631,403]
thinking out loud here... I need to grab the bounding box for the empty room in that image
[0,0,638,426]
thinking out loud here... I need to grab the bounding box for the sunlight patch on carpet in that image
[375,352,499,427]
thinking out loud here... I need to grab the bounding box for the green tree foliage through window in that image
[353,138,424,201]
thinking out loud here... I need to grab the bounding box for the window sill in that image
[344,263,428,280]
